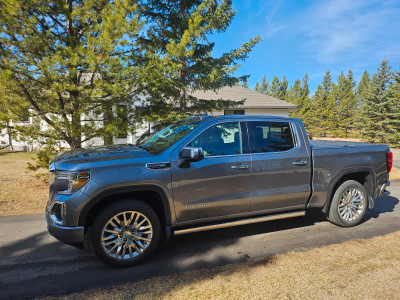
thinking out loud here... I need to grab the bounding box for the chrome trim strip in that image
[173,211,306,235]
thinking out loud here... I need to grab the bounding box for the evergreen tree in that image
[355,71,371,132]
[268,76,281,98]
[138,0,261,125]
[360,59,393,143]
[295,74,311,122]
[308,70,334,136]
[0,0,142,149]
[277,76,288,100]
[285,79,302,104]
[386,67,400,146]
[332,70,357,137]
[254,74,269,94]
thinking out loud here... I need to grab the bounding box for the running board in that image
[173,211,306,235]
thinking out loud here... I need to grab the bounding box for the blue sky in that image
[209,0,400,92]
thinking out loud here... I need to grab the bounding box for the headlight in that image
[54,171,90,195]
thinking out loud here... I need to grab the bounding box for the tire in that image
[327,180,368,227]
[91,199,161,267]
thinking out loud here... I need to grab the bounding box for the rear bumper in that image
[45,211,84,245]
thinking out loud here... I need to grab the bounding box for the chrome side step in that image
[173,211,306,235]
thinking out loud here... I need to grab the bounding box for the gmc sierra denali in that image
[46,115,392,267]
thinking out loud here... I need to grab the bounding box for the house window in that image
[224,109,245,115]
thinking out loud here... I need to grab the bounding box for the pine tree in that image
[254,74,269,94]
[138,0,261,125]
[386,67,400,146]
[308,71,333,136]
[268,76,281,98]
[277,76,288,100]
[0,0,142,149]
[330,70,357,136]
[285,79,302,104]
[355,71,371,133]
[360,59,393,143]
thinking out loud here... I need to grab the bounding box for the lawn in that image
[0,150,399,217]
[47,231,400,300]
[0,152,48,216]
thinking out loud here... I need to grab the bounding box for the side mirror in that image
[179,147,204,168]
[308,133,313,140]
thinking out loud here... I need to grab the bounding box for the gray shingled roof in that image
[189,86,298,109]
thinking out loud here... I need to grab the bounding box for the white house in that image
[0,86,297,151]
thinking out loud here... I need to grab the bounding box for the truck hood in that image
[52,144,153,166]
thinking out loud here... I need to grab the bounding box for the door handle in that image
[292,160,308,166]
[231,164,249,169]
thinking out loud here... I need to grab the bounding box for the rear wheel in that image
[327,180,367,227]
[91,200,161,267]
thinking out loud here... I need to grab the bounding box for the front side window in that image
[248,121,295,153]
[188,122,242,156]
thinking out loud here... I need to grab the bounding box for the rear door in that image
[171,121,252,223]
[248,120,311,211]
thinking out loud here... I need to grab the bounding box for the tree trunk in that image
[179,1,187,112]
[71,111,82,149]
[6,120,13,150]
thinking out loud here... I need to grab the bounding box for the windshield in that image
[137,119,202,154]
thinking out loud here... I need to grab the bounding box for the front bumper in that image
[45,211,84,245]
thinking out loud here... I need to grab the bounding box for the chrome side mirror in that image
[179,147,204,168]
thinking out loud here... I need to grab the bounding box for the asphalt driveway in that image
[0,182,399,299]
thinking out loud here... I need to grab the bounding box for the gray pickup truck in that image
[46,115,392,267]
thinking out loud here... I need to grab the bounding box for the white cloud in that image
[299,0,400,65]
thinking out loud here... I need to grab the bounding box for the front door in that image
[247,120,311,212]
[171,121,252,223]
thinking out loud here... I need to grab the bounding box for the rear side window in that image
[248,121,295,153]
[188,122,242,156]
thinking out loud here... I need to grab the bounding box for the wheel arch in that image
[322,167,376,214]
[79,185,173,232]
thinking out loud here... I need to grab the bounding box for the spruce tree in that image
[138,0,261,125]
[332,70,357,137]
[308,71,333,136]
[268,76,281,98]
[277,76,288,100]
[355,71,371,133]
[254,74,269,95]
[386,67,400,146]
[360,59,393,143]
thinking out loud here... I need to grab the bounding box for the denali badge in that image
[146,162,171,170]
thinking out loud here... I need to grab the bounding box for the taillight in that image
[387,151,393,173]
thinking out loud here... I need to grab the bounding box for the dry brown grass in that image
[0,151,48,216]
[46,231,400,300]
[390,167,400,181]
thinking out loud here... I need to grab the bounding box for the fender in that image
[78,184,174,228]
[321,166,376,213]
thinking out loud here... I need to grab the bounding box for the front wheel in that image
[91,200,161,267]
[327,180,367,227]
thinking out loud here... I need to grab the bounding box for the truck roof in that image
[187,114,297,122]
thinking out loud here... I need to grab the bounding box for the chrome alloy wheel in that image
[101,211,153,260]
[337,188,365,222]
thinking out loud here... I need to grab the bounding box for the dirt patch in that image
[45,231,400,300]
[0,152,48,216]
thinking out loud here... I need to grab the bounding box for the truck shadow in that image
[362,195,399,223]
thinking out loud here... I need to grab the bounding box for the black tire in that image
[91,199,161,267]
[327,180,367,227]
